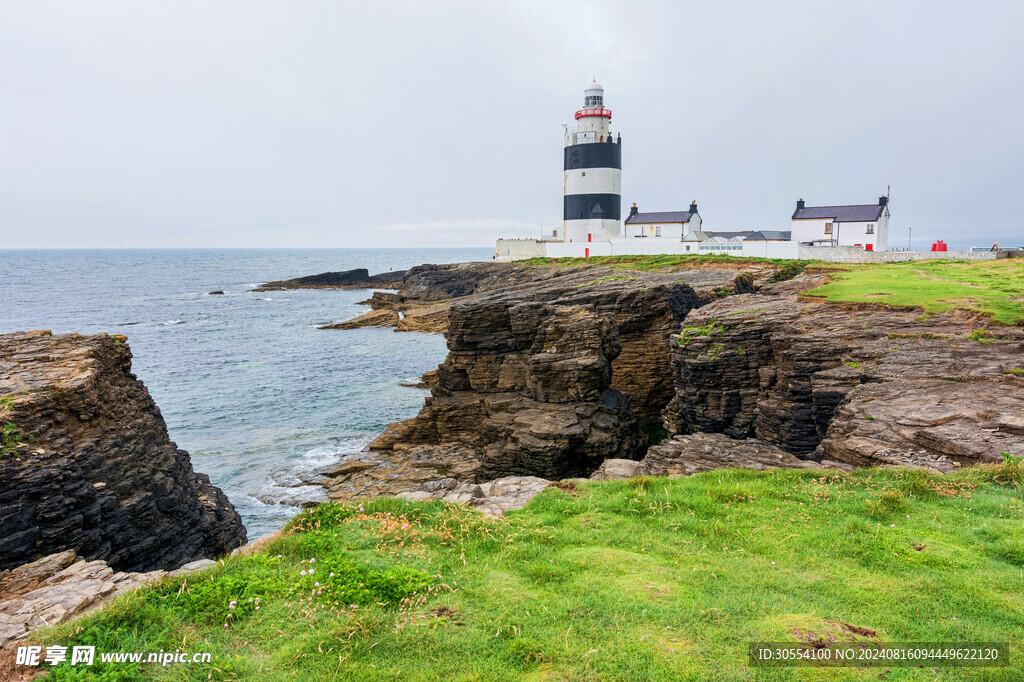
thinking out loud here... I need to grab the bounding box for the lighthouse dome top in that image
[585,79,604,92]
[583,80,604,107]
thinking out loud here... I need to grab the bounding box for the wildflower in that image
[771,562,775,565]
[330,572,335,577]
[277,555,282,559]
[315,582,320,587]
[255,606,260,611]
[890,524,895,527]
[224,623,229,628]
[229,601,237,609]
[300,570,307,576]
[309,568,315,574]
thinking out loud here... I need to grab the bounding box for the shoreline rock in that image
[0,331,246,573]
[0,550,216,650]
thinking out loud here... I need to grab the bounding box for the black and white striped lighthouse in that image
[562,80,622,244]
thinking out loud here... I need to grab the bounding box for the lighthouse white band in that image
[564,168,621,196]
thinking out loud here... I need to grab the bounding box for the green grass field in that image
[35,461,1024,681]
[523,255,1024,326]
[802,260,1024,325]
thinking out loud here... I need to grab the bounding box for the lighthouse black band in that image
[563,194,622,221]
[564,143,622,171]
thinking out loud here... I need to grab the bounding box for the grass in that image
[32,464,1024,681]
[520,254,813,278]
[802,260,1024,325]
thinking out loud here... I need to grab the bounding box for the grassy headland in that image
[524,255,1024,325]
[37,462,1024,680]
[802,260,1024,325]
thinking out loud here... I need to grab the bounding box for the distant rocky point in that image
[254,268,407,291]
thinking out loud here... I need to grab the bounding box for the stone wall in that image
[797,246,1004,263]
[0,332,246,572]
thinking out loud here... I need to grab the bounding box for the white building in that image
[790,197,891,251]
[623,202,701,239]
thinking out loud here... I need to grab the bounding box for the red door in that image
[587,233,592,242]
[585,248,590,258]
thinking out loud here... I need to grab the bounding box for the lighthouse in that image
[563,80,622,243]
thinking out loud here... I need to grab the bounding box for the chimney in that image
[879,196,888,206]
[796,198,805,210]
[690,200,698,213]
[628,203,638,218]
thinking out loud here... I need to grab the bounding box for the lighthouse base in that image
[563,219,621,244]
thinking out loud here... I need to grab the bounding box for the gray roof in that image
[704,230,755,240]
[745,230,792,241]
[682,230,755,242]
[625,209,696,224]
[793,204,884,222]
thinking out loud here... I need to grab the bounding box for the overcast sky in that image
[2,1,1022,249]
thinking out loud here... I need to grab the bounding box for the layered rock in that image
[0,331,246,572]
[0,550,215,649]
[662,281,1024,471]
[368,300,646,481]
[319,308,400,329]
[636,433,824,477]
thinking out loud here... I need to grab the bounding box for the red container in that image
[865,244,873,251]
[931,240,947,252]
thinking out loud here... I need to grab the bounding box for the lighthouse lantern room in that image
[562,80,622,244]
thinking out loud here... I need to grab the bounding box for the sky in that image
[1,1,1022,249]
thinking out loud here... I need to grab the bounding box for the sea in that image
[0,248,491,539]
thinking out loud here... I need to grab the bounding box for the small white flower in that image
[300,570,307,576]
[330,572,335,577]
[315,582,320,587]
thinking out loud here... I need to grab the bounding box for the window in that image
[581,171,586,176]
[824,222,833,235]
[655,226,662,237]
[866,224,875,234]
[685,245,691,251]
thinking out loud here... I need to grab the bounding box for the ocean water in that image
[0,248,490,538]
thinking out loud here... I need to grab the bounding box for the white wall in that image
[742,240,800,259]
[564,167,621,196]
[623,222,685,239]
[797,245,1000,262]
[563,218,620,243]
[495,239,545,262]
[543,241,613,258]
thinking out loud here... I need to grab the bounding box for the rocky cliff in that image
[0,331,246,572]
[368,300,646,481]
[662,279,1024,470]
[284,259,1022,505]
